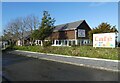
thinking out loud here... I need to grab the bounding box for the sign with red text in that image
[93,33,115,48]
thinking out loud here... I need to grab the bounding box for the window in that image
[81,40,84,44]
[59,40,61,45]
[56,40,58,45]
[37,40,38,44]
[39,41,41,44]
[61,40,64,45]
[89,40,90,43]
[65,40,67,45]
[73,41,75,45]
[78,40,81,45]
[69,41,71,46]
[52,40,54,44]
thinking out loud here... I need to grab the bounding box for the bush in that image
[43,41,52,47]
[118,42,120,47]
[82,43,93,46]
[71,45,79,47]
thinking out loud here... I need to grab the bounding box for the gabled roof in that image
[21,20,87,39]
[53,20,85,32]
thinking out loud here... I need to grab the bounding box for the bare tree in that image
[2,14,40,46]
[24,15,39,45]
[3,17,24,45]
[3,20,19,45]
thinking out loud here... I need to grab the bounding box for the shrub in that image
[12,45,119,60]
[118,42,120,47]
[71,45,80,47]
[43,41,52,47]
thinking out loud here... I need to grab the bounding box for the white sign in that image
[78,29,85,37]
[93,33,115,48]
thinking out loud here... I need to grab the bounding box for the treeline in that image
[88,23,118,42]
[2,11,55,46]
[2,11,118,46]
[2,14,40,45]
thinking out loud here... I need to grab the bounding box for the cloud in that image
[89,2,107,7]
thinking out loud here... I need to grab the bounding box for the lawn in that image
[13,45,119,60]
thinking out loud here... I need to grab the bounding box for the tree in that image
[2,15,40,46]
[31,30,40,40]
[88,22,118,42]
[23,15,39,45]
[2,19,21,45]
[4,17,26,45]
[31,11,55,46]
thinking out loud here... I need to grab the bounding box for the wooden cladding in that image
[50,30,75,40]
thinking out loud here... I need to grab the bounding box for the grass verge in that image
[13,45,119,60]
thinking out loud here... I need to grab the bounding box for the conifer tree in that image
[88,22,118,42]
[31,11,55,46]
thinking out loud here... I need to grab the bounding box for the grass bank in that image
[13,45,119,60]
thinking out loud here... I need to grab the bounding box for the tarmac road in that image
[2,51,119,81]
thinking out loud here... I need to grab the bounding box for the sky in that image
[1,0,119,2]
[1,2,119,41]
[118,2,120,41]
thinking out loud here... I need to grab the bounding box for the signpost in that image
[93,33,115,48]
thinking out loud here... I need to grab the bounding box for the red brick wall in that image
[48,20,91,40]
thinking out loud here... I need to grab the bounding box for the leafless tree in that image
[3,15,40,46]
[24,15,39,45]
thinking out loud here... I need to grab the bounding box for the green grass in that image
[13,45,119,60]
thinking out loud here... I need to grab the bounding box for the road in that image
[2,51,118,81]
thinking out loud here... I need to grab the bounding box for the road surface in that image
[2,51,118,81]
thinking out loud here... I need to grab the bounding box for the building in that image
[35,20,91,46]
[1,40,9,49]
[16,31,31,46]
